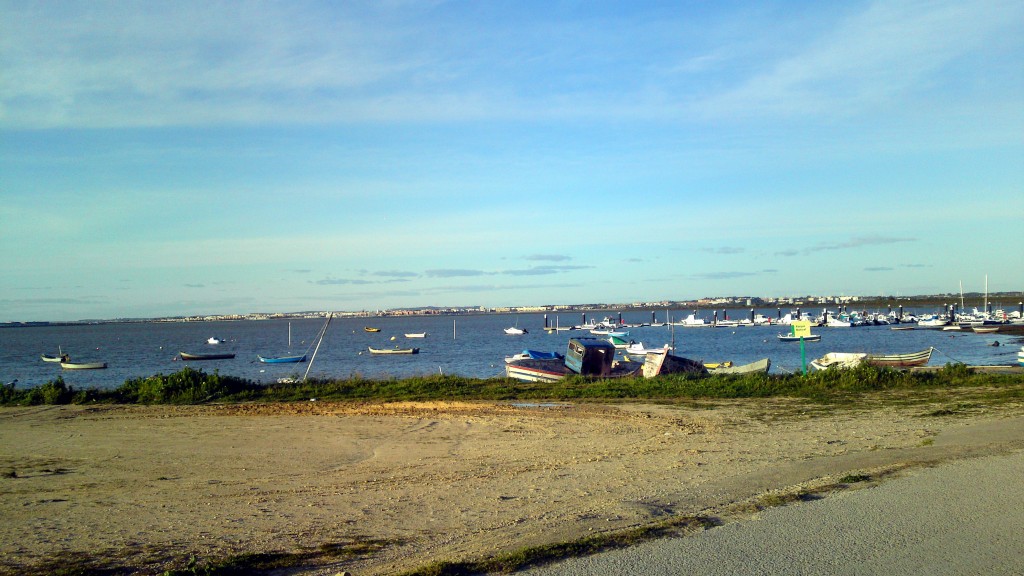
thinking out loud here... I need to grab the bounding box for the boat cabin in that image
[564,337,617,376]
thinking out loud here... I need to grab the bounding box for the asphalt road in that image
[521,450,1024,575]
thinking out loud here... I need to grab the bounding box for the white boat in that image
[1018,346,1024,367]
[624,342,670,355]
[777,333,821,342]
[60,361,107,370]
[504,327,527,335]
[207,337,225,345]
[810,352,867,370]
[404,332,427,338]
[678,314,708,327]
[917,315,949,328]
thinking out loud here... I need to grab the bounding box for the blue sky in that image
[2,0,1022,322]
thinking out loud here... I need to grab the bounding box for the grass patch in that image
[2,363,1021,409]
[838,473,871,484]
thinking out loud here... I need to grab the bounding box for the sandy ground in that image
[1,398,1023,575]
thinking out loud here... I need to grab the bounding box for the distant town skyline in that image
[2,1,1022,323]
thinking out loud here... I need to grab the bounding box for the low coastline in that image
[2,396,1023,575]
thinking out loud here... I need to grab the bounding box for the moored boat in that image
[504,327,527,335]
[207,337,225,344]
[60,361,107,370]
[257,354,306,364]
[180,352,236,361]
[368,347,419,354]
[41,353,70,363]
[777,333,821,342]
[972,326,1000,334]
[864,348,933,367]
[404,332,426,338]
[364,327,381,332]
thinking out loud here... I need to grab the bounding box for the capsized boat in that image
[180,352,236,361]
[810,352,867,370]
[864,347,933,367]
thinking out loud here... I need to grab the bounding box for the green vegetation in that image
[1,363,1021,408]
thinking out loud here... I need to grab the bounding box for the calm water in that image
[1,310,1019,390]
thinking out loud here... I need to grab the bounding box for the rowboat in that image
[179,352,236,361]
[368,347,418,354]
[777,333,821,342]
[864,347,933,367]
[60,361,107,370]
[708,358,771,375]
[257,354,306,364]
[972,326,1000,334]
[41,353,70,363]
[810,352,867,370]
[364,327,381,332]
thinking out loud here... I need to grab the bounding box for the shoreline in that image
[2,399,1023,575]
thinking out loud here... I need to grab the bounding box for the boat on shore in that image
[972,326,1000,334]
[368,347,419,355]
[864,348,933,367]
[180,352,236,361]
[708,358,771,375]
[640,349,707,377]
[504,349,564,364]
[506,337,640,382]
[60,361,107,370]
[810,352,867,370]
[257,354,306,364]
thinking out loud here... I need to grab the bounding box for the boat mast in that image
[303,313,332,382]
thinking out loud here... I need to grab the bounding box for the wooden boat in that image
[41,353,70,363]
[364,327,381,332]
[641,349,707,378]
[708,358,771,375]
[777,333,821,342]
[257,354,306,364]
[506,337,641,382]
[368,347,418,355]
[60,361,107,370]
[179,352,236,361]
[864,347,933,367]
[404,333,426,338]
[810,352,867,370]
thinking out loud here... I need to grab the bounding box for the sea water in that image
[1,310,1018,390]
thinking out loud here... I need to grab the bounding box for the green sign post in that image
[792,321,812,374]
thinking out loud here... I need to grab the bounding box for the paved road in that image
[521,451,1024,575]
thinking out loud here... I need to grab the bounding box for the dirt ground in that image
[1,398,1023,575]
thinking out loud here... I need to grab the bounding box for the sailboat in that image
[258,321,308,363]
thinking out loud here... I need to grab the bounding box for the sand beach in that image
[1,398,1023,575]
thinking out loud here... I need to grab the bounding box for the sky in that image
[1,0,1022,322]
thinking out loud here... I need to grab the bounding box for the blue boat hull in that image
[257,354,306,364]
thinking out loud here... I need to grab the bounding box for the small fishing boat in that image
[257,354,306,364]
[180,352,236,361]
[60,361,107,370]
[41,353,70,363]
[404,332,426,338]
[810,352,867,370]
[506,337,641,382]
[368,347,419,355]
[207,337,225,344]
[972,326,1000,334]
[777,333,821,342]
[641,349,707,378]
[864,348,933,367]
[624,342,670,356]
[364,327,381,333]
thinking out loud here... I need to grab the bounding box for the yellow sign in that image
[791,320,812,337]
